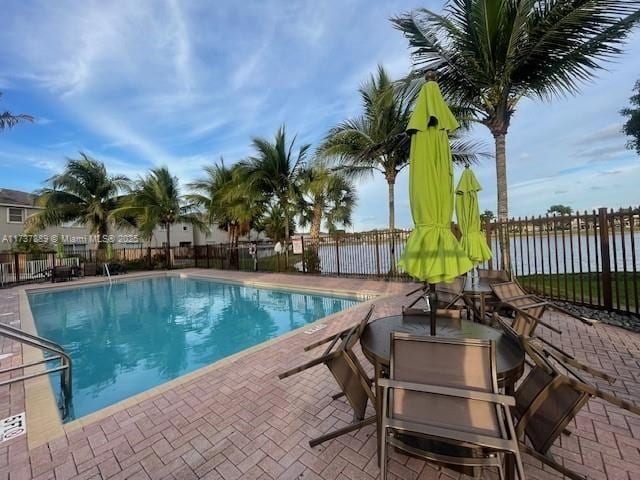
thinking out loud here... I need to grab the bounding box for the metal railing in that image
[0,322,72,418]
[484,207,639,315]
[1,206,637,316]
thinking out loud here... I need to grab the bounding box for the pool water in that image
[28,275,362,421]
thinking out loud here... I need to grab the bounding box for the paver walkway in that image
[1,270,639,479]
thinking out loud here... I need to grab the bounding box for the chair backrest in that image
[390,334,497,392]
[478,269,510,282]
[389,334,501,437]
[436,277,464,295]
[511,311,539,337]
[345,305,375,350]
[325,306,376,418]
[514,341,589,453]
[491,281,547,320]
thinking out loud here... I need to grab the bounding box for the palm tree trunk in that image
[387,180,396,231]
[386,172,397,275]
[310,203,322,246]
[165,224,171,269]
[493,132,511,271]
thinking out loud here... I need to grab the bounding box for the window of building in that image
[179,242,192,247]
[183,225,188,231]
[7,207,25,223]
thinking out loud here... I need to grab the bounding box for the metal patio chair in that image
[277,306,376,447]
[379,334,526,480]
[513,339,635,480]
[478,268,511,283]
[405,277,466,311]
[491,280,593,327]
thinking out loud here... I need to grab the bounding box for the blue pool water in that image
[28,275,362,421]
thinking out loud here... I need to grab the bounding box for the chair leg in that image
[308,416,376,448]
[380,428,388,480]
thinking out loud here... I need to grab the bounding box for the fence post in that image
[335,235,341,276]
[301,236,306,273]
[207,245,211,268]
[485,219,493,270]
[598,208,613,310]
[375,231,381,277]
[14,253,20,283]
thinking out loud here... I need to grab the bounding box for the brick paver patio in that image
[1,270,640,479]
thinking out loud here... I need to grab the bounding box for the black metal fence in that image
[485,207,639,315]
[2,207,638,316]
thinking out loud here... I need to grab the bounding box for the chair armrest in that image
[378,378,515,407]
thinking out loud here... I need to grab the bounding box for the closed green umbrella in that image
[397,79,473,285]
[455,167,492,265]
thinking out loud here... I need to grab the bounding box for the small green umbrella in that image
[397,79,473,285]
[455,167,492,265]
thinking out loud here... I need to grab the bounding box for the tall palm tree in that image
[318,66,412,231]
[187,159,264,245]
[238,125,310,256]
[318,65,486,231]
[392,1,640,261]
[28,153,130,249]
[297,164,357,244]
[0,92,33,131]
[114,167,207,266]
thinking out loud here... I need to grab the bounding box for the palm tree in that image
[318,66,412,231]
[256,204,296,244]
[28,153,130,249]
[297,164,357,244]
[187,159,265,246]
[238,125,310,258]
[318,65,486,231]
[392,1,640,261]
[0,92,33,131]
[114,167,207,266]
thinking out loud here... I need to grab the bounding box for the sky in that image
[0,0,638,231]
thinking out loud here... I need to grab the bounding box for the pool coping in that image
[18,270,390,449]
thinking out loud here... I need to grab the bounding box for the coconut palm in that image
[319,65,486,231]
[114,167,207,266]
[28,153,130,249]
[0,92,33,131]
[238,125,310,255]
[187,159,264,245]
[392,1,640,261]
[297,165,357,244]
[318,66,412,231]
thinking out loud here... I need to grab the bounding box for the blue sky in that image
[0,0,638,231]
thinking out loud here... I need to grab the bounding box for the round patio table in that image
[360,313,525,472]
[360,313,525,389]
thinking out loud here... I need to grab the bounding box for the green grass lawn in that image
[519,272,639,313]
[239,252,303,272]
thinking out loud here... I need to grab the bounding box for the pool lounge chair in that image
[379,334,525,480]
[277,306,376,447]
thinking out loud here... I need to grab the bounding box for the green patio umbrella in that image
[397,78,473,284]
[397,76,473,334]
[455,167,492,265]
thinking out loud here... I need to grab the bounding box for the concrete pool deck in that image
[0,269,639,479]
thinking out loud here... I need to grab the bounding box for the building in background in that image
[0,188,259,251]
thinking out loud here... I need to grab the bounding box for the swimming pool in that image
[27,275,363,421]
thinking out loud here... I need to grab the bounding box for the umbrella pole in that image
[428,283,437,336]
